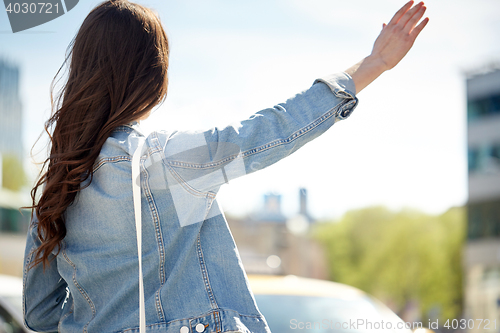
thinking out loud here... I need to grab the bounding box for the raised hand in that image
[344,1,429,94]
[372,1,429,71]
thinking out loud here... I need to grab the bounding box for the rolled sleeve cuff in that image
[313,72,359,120]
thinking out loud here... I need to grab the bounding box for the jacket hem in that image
[119,308,270,333]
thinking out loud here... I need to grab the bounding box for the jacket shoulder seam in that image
[93,156,131,172]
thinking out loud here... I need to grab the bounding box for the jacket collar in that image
[114,121,145,136]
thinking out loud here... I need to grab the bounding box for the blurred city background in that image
[1,0,499,332]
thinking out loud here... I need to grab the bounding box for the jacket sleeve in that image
[156,72,358,192]
[22,217,71,332]
[150,72,357,226]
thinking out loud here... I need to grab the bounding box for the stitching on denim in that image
[168,162,210,198]
[61,241,96,333]
[166,99,352,170]
[216,311,222,333]
[118,309,266,333]
[155,132,216,199]
[93,156,131,172]
[22,231,35,330]
[113,128,131,132]
[58,303,74,332]
[154,290,164,324]
[144,132,166,321]
[92,146,161,173]
[204,196,215,220]
[160,150,214,199]
[148,146,162,155]
[121,326,247,333]
[151,132,163,152]
[120,320,189,333]
[144,132,162,157]
[233,98,353,160]
[213,311,219,333]
[197,233,219,310]
[140,155,166,322]
[214,307,266,320]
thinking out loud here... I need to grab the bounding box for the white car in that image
[248,274,432,333]
[0,274,34,333]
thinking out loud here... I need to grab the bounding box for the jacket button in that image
[195,324,205,333]
[180,326,189,333]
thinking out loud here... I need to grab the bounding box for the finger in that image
[387,0,414,26]
[404,5,426,33]
[382,23,387,29]
[399,2,424,27]
[409,17,429,40]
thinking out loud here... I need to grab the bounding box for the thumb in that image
[382,23,387,29]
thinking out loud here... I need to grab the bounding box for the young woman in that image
[23,0,428,332]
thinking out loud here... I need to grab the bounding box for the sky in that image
[1,0,499,220]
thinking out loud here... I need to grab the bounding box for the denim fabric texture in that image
[23,72,358,333]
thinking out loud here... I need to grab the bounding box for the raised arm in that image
[149,2,428,227]
[345,1,429,94]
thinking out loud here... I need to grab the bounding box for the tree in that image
[1,153,27,191]
[313,206,465,322]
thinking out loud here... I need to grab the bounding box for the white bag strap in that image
[132,138,146,333]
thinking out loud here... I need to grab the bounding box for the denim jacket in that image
[23,72,358,333]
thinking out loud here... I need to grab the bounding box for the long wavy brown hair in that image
[28,0,169,270]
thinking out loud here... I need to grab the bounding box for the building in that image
[464,67,500,332]
[0,57,27,233]
[249,192,287,223]
[0,58,23,162]
[0,57,28,277]
[226,188,328,279]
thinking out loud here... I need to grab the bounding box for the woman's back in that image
[59,124,267,332]
[22,0,428,331]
